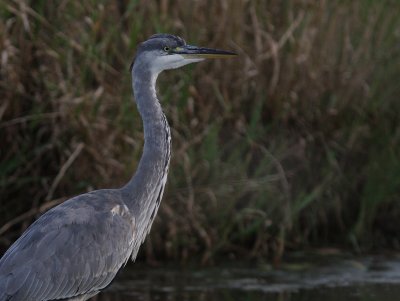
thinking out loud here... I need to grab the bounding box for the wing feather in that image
[0,190,136,301]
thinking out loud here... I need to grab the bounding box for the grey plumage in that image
[0,34,235,301]
[0,190,134,300]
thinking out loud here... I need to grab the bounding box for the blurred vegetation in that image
[0,0,400,263]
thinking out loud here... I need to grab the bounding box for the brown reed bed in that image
[1,0,400,263]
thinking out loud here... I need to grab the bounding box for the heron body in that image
[0,34,235,300]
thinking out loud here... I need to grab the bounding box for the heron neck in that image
[122,67,171,217]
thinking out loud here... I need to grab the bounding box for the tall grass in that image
[1,0,399,262]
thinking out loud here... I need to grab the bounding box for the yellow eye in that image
[163,46,170,52]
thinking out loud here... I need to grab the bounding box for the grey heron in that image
[0,34,235,300]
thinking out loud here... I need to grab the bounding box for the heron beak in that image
[172,45,237,59]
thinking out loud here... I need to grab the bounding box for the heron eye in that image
[163,46,170,52]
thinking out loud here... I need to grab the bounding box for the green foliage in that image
[1,0,400,261]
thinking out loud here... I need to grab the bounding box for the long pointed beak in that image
[172,45,237,59]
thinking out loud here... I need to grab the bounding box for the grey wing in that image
[0,197,135,301]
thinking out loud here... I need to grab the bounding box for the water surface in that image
[97,255,400,301]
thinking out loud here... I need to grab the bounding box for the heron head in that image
[131,34,236,74]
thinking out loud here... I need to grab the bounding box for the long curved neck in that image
[122,65,171,229]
